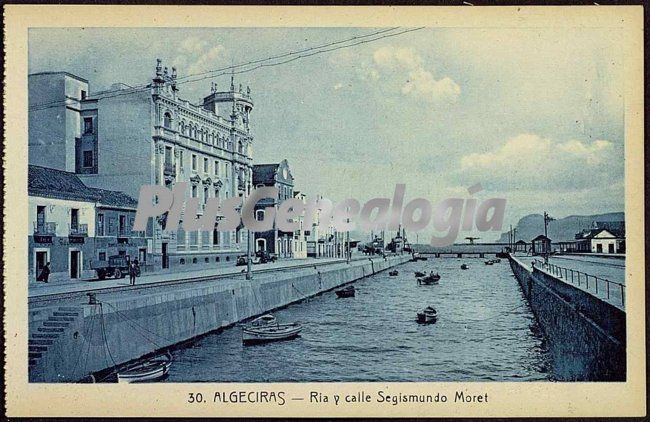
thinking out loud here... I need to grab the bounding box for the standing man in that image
[129,261,137,285]
[38,262,51,283]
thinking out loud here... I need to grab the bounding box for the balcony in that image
[33,222,57,236]
[164,162,176,177]
[69,223,88,236]
[118,227,132,237]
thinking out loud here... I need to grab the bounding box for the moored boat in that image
[414,271,426,277]
[460,264,469,270]
[389,270,399,276]
[417,273,440,285]
[117,352,172,384]
[335,285,355,298]
[416,306,438,324]
[484,260,494,265]
[242,314,302,345]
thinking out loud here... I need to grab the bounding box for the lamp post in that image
[543,211,555,264]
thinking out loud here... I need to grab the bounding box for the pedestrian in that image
[129,261,137,285]
[38,262,51,283]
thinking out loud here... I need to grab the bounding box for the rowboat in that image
[242,314,302,345]
[417,273,440,285]
[484,260,494,265]
[414,271,426,277]
[335,285,355,298]
[417,306,438,324]
[389,270,399,276]
[460,264,469,270]
[117,352,172,383]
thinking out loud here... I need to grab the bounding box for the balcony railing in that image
[118,227,131,237]
[164,162,176,176]
[34,222,57,235]
[69,223,88,236]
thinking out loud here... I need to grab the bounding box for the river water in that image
[165,258,552,382]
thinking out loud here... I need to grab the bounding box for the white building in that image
[29,61,256,270]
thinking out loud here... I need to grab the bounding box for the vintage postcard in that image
[3,4,646,418]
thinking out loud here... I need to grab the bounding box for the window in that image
[36,206,46,229]
[192,154,197,171]
[97,213,105,236]
[98,251,106,261]
[256,210,265,221]
[214,160,219,176]
[83,151,93,168]
[203,157,209,173]
[191,185,197,198]
[165,146,172,166]
[203,186,209,204]
[70,209,79,230]
[83,118,93,134]
[178,150,184,168]
[213,230,220,245]
[118,215,126,235]
[163,112,172,128]
[80,90,87,100]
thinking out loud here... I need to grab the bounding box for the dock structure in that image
[28,255,410,382]
[508,254,625,381]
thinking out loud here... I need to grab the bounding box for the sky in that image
[28,27,625,240]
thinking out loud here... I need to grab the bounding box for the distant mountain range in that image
[497,212,625,243]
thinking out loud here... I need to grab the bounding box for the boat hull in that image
[242,324,303,345]
[117,359,171,384]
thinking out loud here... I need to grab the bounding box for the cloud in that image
[456,133,622,191]
[172,36,226,75]
[368,46,460,104]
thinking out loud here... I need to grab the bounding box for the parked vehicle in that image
[236,250,278,266]
[94,255,137,280]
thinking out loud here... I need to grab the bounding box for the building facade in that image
[28,165,146,283]
[252,160,295,258]
[29,60,255,270]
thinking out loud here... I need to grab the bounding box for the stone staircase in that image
[29,307,83,373]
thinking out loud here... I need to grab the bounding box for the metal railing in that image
[33,222,57,235]
[533,259,625,307]
[69,223,88,236]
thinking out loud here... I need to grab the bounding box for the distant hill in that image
[497,212,625,243]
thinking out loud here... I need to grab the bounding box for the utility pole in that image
[246,228,253,280]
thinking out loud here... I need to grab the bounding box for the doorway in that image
[162,242,169,269]
[35,250,48,278]
[70,250,81,279]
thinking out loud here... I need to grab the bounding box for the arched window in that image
[238,140,243,154]
[163,112,172,128]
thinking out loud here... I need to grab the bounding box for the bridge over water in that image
[414,242,511,257]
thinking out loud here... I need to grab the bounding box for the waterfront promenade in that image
[516,253,626,310]
[28,255,368,299]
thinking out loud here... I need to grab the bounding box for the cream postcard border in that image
[3,5,645,417]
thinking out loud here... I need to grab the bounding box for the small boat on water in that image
[389,270,399,276]
[412,253,428,261]
[485,260,494,265]
[460,264,469,270]
[414,271,426,278]
[493,258,501,263]
[417,306,438,324]
[242,314,302,345]
[335,285,355,298]
[117,352,172,384]
[417,273,440,285]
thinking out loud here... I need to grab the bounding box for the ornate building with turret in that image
[28,60,256,271]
